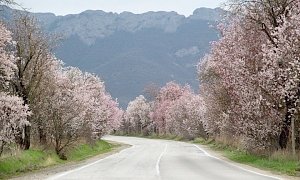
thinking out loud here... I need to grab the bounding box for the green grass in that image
[0,140,115,179]
[0,149,63,179]
[192,138,300,176]
[225,150,299,175]
[67,140,115,161]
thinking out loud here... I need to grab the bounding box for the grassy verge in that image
[0,140,117,179]
[193,138,300,176]
[67,140,114,161]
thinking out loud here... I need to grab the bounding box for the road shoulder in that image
[10,141,130,180]
[194,143,298,180]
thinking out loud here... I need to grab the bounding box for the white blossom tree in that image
[0,22,16,90]
[0,22,30,156]
[125,95,151,135]
[0,93,30,156]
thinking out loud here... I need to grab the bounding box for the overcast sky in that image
[14,0,225,16]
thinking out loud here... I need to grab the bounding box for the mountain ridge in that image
[0,5,222,108]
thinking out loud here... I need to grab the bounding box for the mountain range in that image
[0,5,222,108]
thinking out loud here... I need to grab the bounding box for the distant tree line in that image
[120,82,207,140]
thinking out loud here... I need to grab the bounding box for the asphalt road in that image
[48,136,280,180]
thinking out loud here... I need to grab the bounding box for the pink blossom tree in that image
[259,1,300,152]
[165,91,206,139]
[197,0,300,152]
[125,95,151,135]
[39,67,85,157]
[37,65,122,157]
[84,74,123,138]
[198,58,230,136]
[152,82,191,134]
[198,17,282,151]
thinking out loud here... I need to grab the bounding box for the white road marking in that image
[193,144,281,180]
[47,145,135,180]
[156,144,168,177]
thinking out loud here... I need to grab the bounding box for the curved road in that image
[48,136,280,180]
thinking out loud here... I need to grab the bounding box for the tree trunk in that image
[279,126,289,149]
[279,97,293,149]
[16,82,31,150]
[291,117,296,156]
[21,94,31,150]
[38,126,47,144]
[19,125,31,150]
[0,141,5,157]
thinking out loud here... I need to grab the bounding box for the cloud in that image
[175,46,200,58]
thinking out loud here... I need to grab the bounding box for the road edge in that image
[10,141,131,180]
[192,143,298,180]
